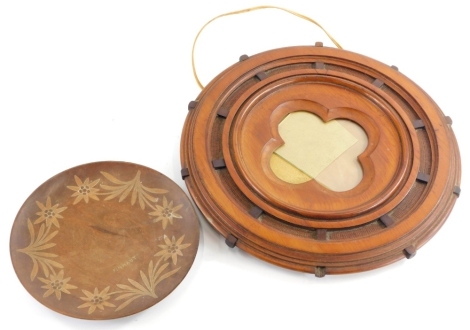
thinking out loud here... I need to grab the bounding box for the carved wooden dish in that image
[181,45,461,276]
[10,161,199,319]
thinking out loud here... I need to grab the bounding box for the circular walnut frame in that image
[181,45,461,276]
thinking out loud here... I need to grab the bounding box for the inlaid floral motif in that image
[155,235,191,265]
[113,257,180,311]
[67,176,100,204]
[78,287,115,314]
[38,270,77,300]
[34,196,67,228]
[100,170,168,210]
[149,196,183,229]
[18,219,63,281]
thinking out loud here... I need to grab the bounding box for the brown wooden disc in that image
[10,161,199,319]
[181,45,461,275]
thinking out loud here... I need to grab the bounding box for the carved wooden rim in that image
[181,46,461,275]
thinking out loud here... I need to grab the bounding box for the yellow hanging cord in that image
[192,5,343,89]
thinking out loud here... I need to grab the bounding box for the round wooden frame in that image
[181,45,461,276]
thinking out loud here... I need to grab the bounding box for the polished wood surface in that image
[181,45,461,275]
[10,162,199,319]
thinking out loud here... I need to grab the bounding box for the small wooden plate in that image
[181,45,461,276]
[10,161,199,319]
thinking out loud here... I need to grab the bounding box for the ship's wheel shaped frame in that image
[181,44,461,276]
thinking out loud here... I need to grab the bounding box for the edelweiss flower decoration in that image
[78,287,115,314]
[155,235,191,265]
[34,196,67,228]
[38,270,77,300]
[149,196,183,229]
[67,175,100,204]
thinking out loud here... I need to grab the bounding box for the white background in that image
[1,1,468,329]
